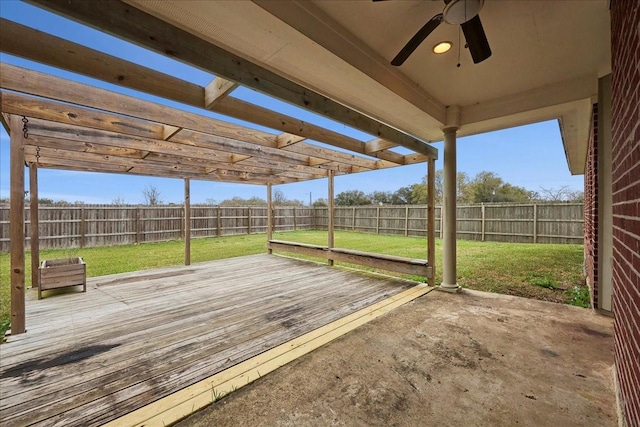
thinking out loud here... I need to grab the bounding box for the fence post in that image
[311,206,315,230]
[376,206,381,234]
[481,204,485,242]
[352,207,356,230]
[135,207,141,244]
[217,207,222,237]
[80,207,86,248]
[293,207,297,231]
[247,207,252,235]
[404,205,409,236]
[533,203,538,243]
[180,206,185,240]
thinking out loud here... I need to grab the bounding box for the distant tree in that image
[434,170,444,204]
[538,186,584,202]
[571,191,585,202]
[312,198,328,207]
[246,196,267,206]
[142,185,163,205]
[410,182,427,205]
[370,191,393,205]
[219,196,267,206]
[456,172,472,203]
[38,198,55,205]
[467,171,532,203]
[273,189,287,205]
[205,198,218,205]
[391,186,413,204]
[335,190,371,206]
[409,171,470,205]
[112,197,125,205]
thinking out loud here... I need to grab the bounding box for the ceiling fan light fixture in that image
[433,41,452,54]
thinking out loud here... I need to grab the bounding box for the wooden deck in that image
[0,254,417,427]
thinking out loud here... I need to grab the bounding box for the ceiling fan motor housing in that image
[443,0,484,25]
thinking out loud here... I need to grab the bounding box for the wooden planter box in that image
[38,257,86,299]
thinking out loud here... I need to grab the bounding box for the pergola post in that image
[30,162,40,290]
[10,115,26,335]
[267,183,273,253]
[327,171,335,266]
[427,158,436,287]
[184,178,191,266]
[440,126,460,292]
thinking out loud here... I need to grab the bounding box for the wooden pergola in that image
[1,62,436,335]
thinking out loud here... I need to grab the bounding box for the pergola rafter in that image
[0,18,438,159]
[0,64,427,182]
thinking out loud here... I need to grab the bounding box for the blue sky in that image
[0,1,583,205]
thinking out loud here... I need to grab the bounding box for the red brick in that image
[611,1,640,425]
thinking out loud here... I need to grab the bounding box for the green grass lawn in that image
[0,230,588,335]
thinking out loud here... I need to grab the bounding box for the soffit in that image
[125,0,609,174]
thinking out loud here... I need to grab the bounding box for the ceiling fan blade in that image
[460,14,492,64]
[391,13,443,66]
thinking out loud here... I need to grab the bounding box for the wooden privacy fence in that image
[0,202,582,251]
[0,205,313,251]
[308,202,583,244]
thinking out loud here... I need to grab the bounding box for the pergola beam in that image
[0,17,204,107]
[0,68,411,171]
[365,138,399,154]
[24,1,437,158]
[204,77,238,109]
[23,131,326,181]
[28,159,290,185]
[0,18,435,160]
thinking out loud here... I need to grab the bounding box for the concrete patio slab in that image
[177,289,616,427]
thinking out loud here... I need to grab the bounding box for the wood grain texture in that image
[25,0,437,157]
[184,179,191,266]
[0,20,423,161]
[0,254,415,426]
[9,115,26,334]
[0,69,425,184]
[29,163,39,290]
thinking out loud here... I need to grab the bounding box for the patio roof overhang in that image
[20,0,610,175]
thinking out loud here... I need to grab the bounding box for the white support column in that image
[427,158,436,288]
[440,125,460,292]
[597,74,613,312]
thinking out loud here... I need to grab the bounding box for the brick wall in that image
[611,1,640,425]
[585,104,599,309]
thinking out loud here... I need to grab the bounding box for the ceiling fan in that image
[375,0,492,66]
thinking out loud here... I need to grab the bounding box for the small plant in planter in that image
[38,257,86,300]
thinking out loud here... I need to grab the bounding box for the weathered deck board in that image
[0,254,415,427]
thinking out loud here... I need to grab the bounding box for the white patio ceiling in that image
[22,0,611,175]
[123,0,611,174]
